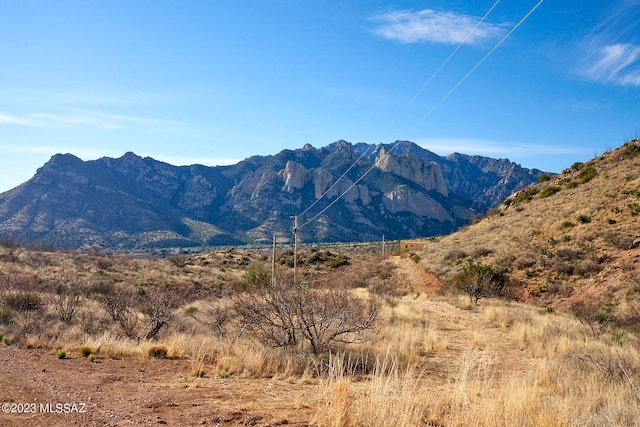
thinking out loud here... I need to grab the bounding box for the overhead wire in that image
[297,0,545,231]
[405,0,545,137]
[296,0,502,225]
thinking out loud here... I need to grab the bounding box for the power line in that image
[405,0,545,137]
[297,0,545,231]
[296,0,503,225]
[378,0,503,140]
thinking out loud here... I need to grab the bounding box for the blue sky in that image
[1,0,639,193]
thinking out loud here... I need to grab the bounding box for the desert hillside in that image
[0,140,638,426]
[417,139,640,310]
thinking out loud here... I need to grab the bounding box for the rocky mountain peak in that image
[0,140,545,249]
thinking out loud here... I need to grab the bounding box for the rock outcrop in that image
[0,140,545,249]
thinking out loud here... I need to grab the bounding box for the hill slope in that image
[416,139,640,308]
[0,140,544,249]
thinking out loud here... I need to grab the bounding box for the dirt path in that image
[0,261,536,426]
[0,345,321,426]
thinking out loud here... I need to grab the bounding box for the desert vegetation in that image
[0,140,639,426]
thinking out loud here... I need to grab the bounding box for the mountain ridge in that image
[0,140,545,249]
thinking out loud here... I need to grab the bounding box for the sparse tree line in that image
[1,238,639,361]
[0,245,388,359]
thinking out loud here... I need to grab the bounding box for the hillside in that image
[0,140,543,250]
[415,139,640,309]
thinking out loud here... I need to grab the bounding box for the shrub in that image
[88,354,96,363]
[577,214,591,224]
[455,261,508,303]
[232,275,380,354]
[539,186,561,198]
[577,167,597,184]
[571,162,585,171]
[79,346,92,358]
[471,247,494,258]
[410,253,421,263]
[4,292,43,332]
[444,249,468,262]
[621,140,640,159]
[148,345,168,359]
[55,350,66,359]
[537,173,551,183]
[49,283,83,324]
[0,307,12,324]
[513,187,539,204]
[2,336,14,345]
[571,299,616,337]
[185,302,229,339]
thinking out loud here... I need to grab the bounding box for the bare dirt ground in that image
[0,262,535,427]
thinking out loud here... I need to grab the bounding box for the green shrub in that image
[513,186,539,204]
[577,167,597,184]
[2,336,14,345]
[621,140,640,159]
[571,162,585,171]
[410,253,421,263]
[537,173,551,183]
[55,351,66,359]
[455,261,508,303]
[79,346,92,358]
[88,354,96,363]
[577,214,591,224]
[148,345,168,359]
[539,186,561,198]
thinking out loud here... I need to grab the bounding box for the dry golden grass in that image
[417,140,640,309]
[1,141,639,425]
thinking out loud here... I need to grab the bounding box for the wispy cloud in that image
[0,143,120,158]
[416,138,591,158]
[0,107,186,131]
[579,1,640,86]
[583,43,640,86]
[0,143,240,167]
[369,9,507,45]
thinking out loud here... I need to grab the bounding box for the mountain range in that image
[0,140,544,249]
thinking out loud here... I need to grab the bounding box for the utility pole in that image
[272,232,277,286]
[293,216,298,284]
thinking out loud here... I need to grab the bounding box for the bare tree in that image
[102,287,142,340]
[140,291,176,340]
[184,301,229,339]
[571,298,616,337]
[233,273,380,354]
[48,280,83,324]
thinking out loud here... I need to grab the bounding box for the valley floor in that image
[0,293,536,427]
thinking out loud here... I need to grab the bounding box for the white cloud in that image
[0,107,187,131]
[0,112,38,126]
[579,1,640,86]
[415,138,591,158]
[0,143,120,159]
[370,9,507,45]
[0,143,241,167]
[585,43,640,86]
